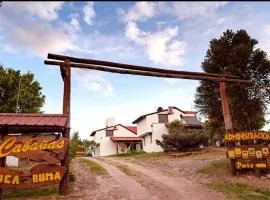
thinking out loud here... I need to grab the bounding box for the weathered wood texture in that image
[219,82,233,132]
[45,60,249,84]
[59,60,71,195]
[0,164,66,189]
[0,135,68,164]
[47,53,239,79]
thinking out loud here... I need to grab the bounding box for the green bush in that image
[156,120,209,152]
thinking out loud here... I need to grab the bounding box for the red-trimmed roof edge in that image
[90,124,137,136]
[132,106,198,124]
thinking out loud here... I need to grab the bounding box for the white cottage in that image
[132,106,202,152]
[90,119,142,156]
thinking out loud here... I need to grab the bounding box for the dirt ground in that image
[12,148,270,200]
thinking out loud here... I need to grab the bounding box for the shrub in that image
[156,120,209,152]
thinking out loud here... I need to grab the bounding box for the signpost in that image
[225,131,270,174]
[0,135,68,189]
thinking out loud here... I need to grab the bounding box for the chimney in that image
[168,106,173,114]
[106,118,115,127]
[157,107,163,112]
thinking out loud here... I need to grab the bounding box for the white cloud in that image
[125,22,187,66]
[169,2,228,20]
[73,69,115,97]
[83,2,95,25]
[0,3,80,57]
[10,2,64,21]
[125,2,156,22]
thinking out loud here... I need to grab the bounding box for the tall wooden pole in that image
[0,128,7,200]
[59,59,71,195]
[219,81,236,175]
[219,81,233,132]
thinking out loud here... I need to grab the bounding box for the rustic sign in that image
[235,160,267,169]
[0,164,66,189]
[0,135,68,164]
[224,131,270,142]
[226,146,270,159]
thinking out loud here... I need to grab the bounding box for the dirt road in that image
[54,156,225,200]
[91,157,225,200]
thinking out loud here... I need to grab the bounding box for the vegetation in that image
[195,29,270,140]
[156,120,209,152]
[213,182,270,200]
[0,66,45,113]
[69,131,98,158]
[110,150,146,157]
[3,186,58,200]
[198,159,228,174]
[79,159,107,175]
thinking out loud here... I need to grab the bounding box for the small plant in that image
[156,120,209,152]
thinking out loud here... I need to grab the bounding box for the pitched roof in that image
[0,113,68,133]
[182,116,202,127]
[90,124,137,136]
[125,126,137,134]
[110,137,142,142]
[132,106,197,124]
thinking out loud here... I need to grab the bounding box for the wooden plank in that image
[44,60,250,84]
[0,164,66,189]
[0,135,69,164]
[47,53,239,79]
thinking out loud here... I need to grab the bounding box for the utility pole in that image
[16,76,21,113]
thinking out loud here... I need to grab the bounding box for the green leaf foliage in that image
[195,29,270,137]
[156,120,208,152]
[0,66,45,113]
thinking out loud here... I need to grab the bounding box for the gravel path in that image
[100,157,225,200]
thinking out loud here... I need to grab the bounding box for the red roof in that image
[0,113,68,133]
[124,126,137,134]
[110,137,142,142]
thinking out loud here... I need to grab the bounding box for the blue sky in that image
[1,2,270,139]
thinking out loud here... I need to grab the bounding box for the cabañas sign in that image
[0,135,68,188]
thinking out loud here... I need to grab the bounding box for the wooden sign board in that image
[0,164,66,189]
[0,135,68,164]
[235,160,267,170]
[0,135,69,189]
[226,146,270,159]
[225,131,270,142]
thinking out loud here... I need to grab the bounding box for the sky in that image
[1,1,270,139]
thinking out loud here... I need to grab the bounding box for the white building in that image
[90,119,142,156]
[132,106,202,152]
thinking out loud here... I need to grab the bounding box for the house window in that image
[150,134,152,144]
[158,114,168,123]
[106,130,113,137]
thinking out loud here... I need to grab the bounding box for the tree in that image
[83,139,98,156]
[0,66,45,113]
[195,29,270,137]
[156,120,208,152]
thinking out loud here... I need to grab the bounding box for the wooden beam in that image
[47,53,239,79]
[59,59,71,195]
[44,60,249,84]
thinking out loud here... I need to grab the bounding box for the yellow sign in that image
[224,131,270,141]
[262,147,269,155]
[248,148,255,156]
[242,150,249,159]
[256,151,263,159]
[236,162,254,169]
[227,150,235,158]
[0,137,66,158]
[235,148,242,155]
[32,172,61,183]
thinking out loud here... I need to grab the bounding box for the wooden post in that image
[219,81,233,132]
[59,59,71,195]
[219,81,236,175]
[0,129,7,200]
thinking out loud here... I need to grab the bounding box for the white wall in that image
[142,123,167,153]
[93,125,137,156]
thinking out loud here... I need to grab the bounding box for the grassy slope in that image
[79,159,107,175]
